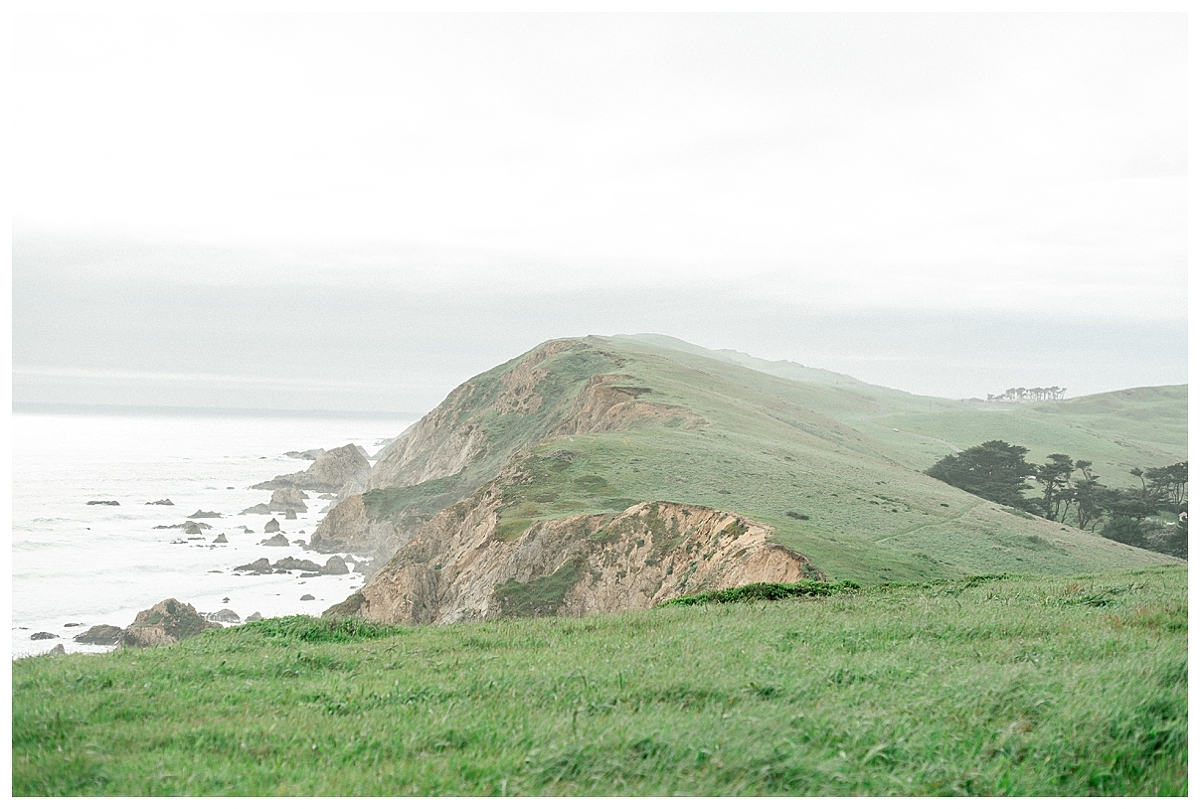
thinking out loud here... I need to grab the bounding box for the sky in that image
[11,12,1188,414]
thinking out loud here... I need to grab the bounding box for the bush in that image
[660,579,860,607]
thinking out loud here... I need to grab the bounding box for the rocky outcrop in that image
[154,521,212,532]
[322,555,350,575]
[308,494,406,563]
[189,510,222,519]
[274,556,321,572]
[327,483,823,626]
[146,499,174,506]
[271,487,307,513]
[87,500,119,506]
[30,631,59,640]
[74,624,122,645]
[285,448,326,460]
[206,609,240,623]
[242,486,307,516]
[235,558,273,574]
[264,518,281,533]
[252,444,371,493]
[261,533,290,547]
[118,599,220,648]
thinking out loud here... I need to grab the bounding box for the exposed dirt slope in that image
[316,340,706,565]
[327,481,822,625]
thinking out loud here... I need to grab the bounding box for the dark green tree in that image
[1034,453,1075,521]
[926,440,1035,509]
[1145,462,1188,511]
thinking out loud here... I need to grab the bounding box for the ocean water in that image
[11,409,412,659]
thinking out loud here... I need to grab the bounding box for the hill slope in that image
[314,336,1178,623]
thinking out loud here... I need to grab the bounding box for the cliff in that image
[327,478,822,625]
[314,334,1181,622]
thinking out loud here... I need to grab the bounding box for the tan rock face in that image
[553,374,709,436]
[329,489,824,626]
[308,494,405,561]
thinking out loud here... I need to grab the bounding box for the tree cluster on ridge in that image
[927,441,1187,559]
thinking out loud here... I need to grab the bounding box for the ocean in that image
[10,408,412,659]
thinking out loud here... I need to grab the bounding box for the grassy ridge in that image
[13,566,1186,796]
[614,335,1186,482]
[358,336,1180,585]
[473,338,1176,584]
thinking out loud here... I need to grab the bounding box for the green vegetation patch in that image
[661,579,861,607]
[229,615,410,645]
[363,474,466,521]
[493,555,588,618]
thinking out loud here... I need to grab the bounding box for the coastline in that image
[10,409,410,659]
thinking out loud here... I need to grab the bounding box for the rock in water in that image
[300,594,316,601]
[240,503,273,515]
[30,631,59,640]
[322,555,351,576]
[47,644,66,656]
[252,444,372,493]
[146,499,175,506]
[285,508,298,520]
[234,558,273,573]
[206,608,240,623]
[269,486,307,514]
[244,612,263,622]
[183,521,206,536]
[285,448,326,460]
[86,500,120,506]
[261,533,290,547]
[264,518,281,533]
[274,556,321,572]
[74,625,122,645]
[214,533,228,544]
[118,599,220,648]
[189,510,222,519]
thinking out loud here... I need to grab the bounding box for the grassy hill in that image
[618,333,1187,486]
[366,334,1177,587]
[13,566,1186,796]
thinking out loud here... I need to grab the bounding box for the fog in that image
[11,13,1187,414]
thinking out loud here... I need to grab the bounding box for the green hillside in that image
[364,335,1179,586]
[618,334,1187,485]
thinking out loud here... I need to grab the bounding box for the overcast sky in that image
[11,13,1187,414]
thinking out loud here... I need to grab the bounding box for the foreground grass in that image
[13,566,1186,796]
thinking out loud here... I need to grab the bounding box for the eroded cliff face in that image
[368,340,584,491]
[307,495,403,562]
[326,484,824,626]
[315,339,709,566]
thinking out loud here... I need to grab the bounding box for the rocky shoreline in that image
[19,441,387,658]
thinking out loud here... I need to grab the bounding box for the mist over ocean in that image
[10,407,411,659]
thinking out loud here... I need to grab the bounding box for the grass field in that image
[12,565,1186,796]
